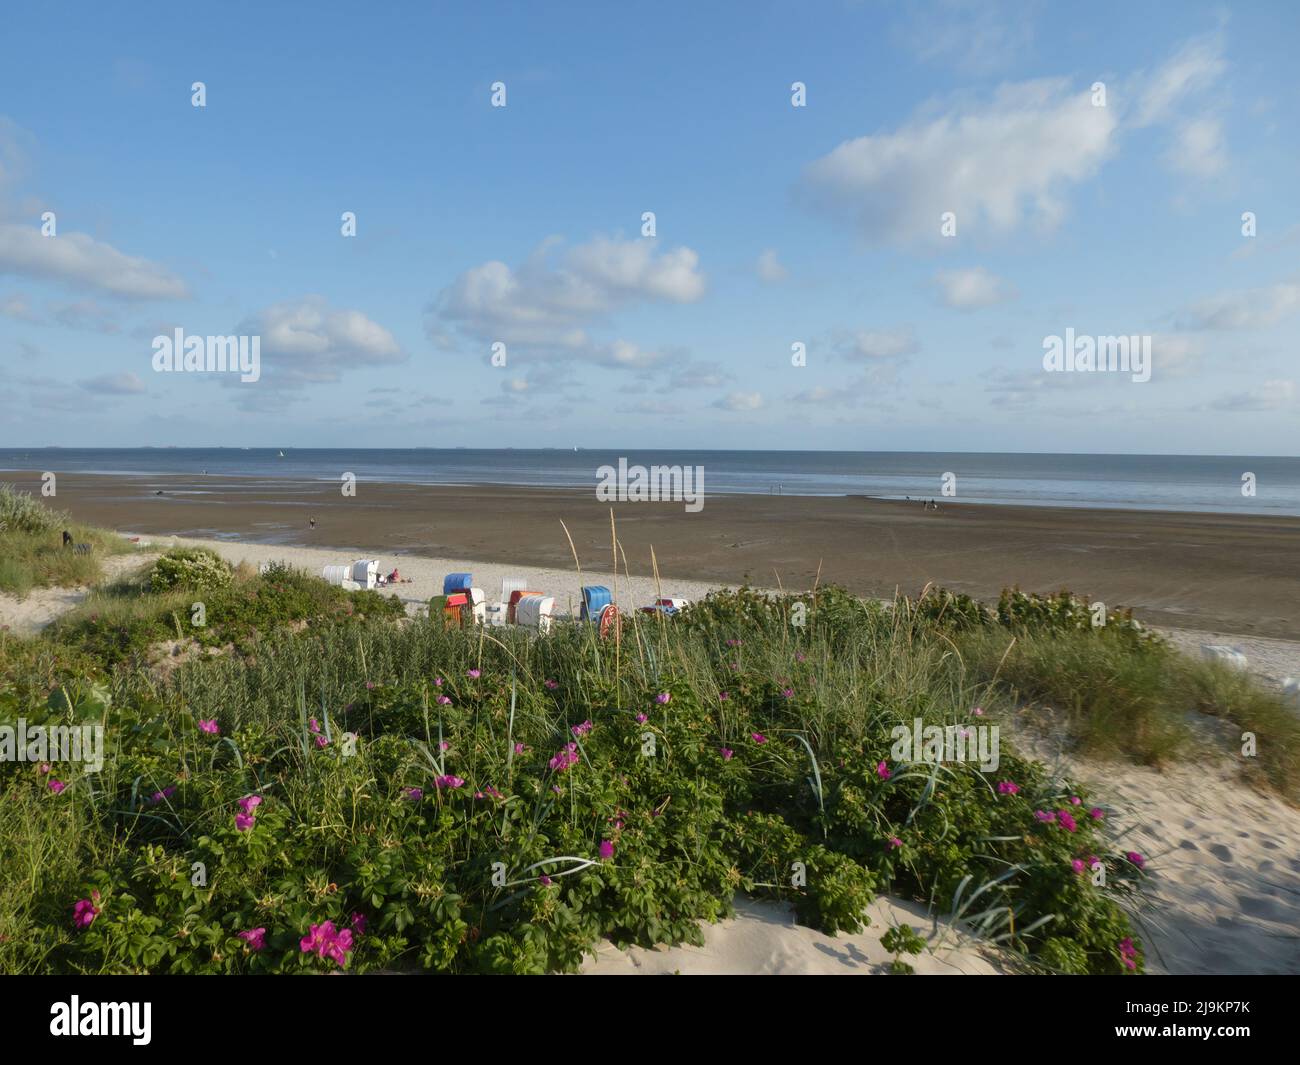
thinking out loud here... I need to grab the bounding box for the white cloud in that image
[79,372,146,395]
[799,79,1117,245]
[712,391,764,411]
[1131,35,1227,128]
[0,291,37,321]
[430,235,706,356]
[1168,117,1226,178]
[1211,379,1295,412]
[932,267,1016,310]
[1180,283,1300,330]
[0,224,188,300]
[834,327,919,360]
[895,0,1038,76]
[756,248,788,283]
[232,296,405,395]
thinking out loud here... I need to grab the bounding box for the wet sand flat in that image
[15,470,1300,640]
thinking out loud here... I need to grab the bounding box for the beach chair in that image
[501,577,529,608]
[322,564,351,587]
[350,559,380,589]
[73,543,92,555]
[515,594,555,633]
[508,589,544,624]
[580,586,612,621]
[443,572,473,596]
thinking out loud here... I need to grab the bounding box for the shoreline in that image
[7,469,1300,641]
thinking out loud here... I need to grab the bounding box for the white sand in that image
[581,897,1003,975]
[4,533,1300,975]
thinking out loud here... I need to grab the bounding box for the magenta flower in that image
[751,732,767,745]
[72,893,100,929]
[299,921,353,969]
[635,712,647,723]
[350,912,367,936]
[888,836,903,850]
[571,719,593,737]
[238,927,267,951]
[1069,796,1082,806]
[876,761,891,780]
[549,743,580,772]
[237,794,263,816]
[655,692,670,705]
[315,734,329,747]
[539,875,553,886]
[309,717,321,734]
[38,762,51,774]
[439,740,450,751]
[436,695,451,706]
[795,653,806,663]
[1034,810,1056,823]
[1126,851,1145,869]
[972,706,984,717]
[726,639,741,647]
[544,679,559,690]
[720,747,734,761]
[434,676,443,686]
[598,840,615,860]
[467,669,481,679]
[1119,937,1138,971]
[1089,807,1105,820]
[1057,810,1078,833]
[235,812,255,831]
[781,688,794,699]
[198,719,219,734]
[1071,859,1086,874]
[719,692,729,701]
[513,743,526,754]
[997,781,1019,795]
[48,779,66,794]
[434,775,464,789]
[404,787,424,801]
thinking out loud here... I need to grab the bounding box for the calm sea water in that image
[2,448,1298,516]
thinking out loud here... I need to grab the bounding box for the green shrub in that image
[149,548,234,593]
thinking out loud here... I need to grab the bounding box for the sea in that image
[2,448,1298,517]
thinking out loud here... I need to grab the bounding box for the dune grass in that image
[0,484,132,597]
[1,575,1293,975]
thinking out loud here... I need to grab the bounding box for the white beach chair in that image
[501,577,529,607]
[515,594,555,633]
[322,564,351,587]
[350,559,380,589]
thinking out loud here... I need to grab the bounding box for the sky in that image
[0,0,1297,454]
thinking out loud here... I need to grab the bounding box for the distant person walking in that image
[309,516,317,530]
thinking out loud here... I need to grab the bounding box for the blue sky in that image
[1,0,1297,453]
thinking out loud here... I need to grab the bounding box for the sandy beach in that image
[11,470,1300,640]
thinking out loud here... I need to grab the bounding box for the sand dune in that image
[4,533,1299,976]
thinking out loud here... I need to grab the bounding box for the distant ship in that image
[278,450,286,458]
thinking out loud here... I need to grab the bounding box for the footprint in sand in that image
[1236,895,1280,920]
[1208,843,1234,863]
[1179,839,1200,851]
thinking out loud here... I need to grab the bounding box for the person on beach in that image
[62,530,73,547]
[309,516,316,529]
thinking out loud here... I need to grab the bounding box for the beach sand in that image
[12,470,1300,639]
